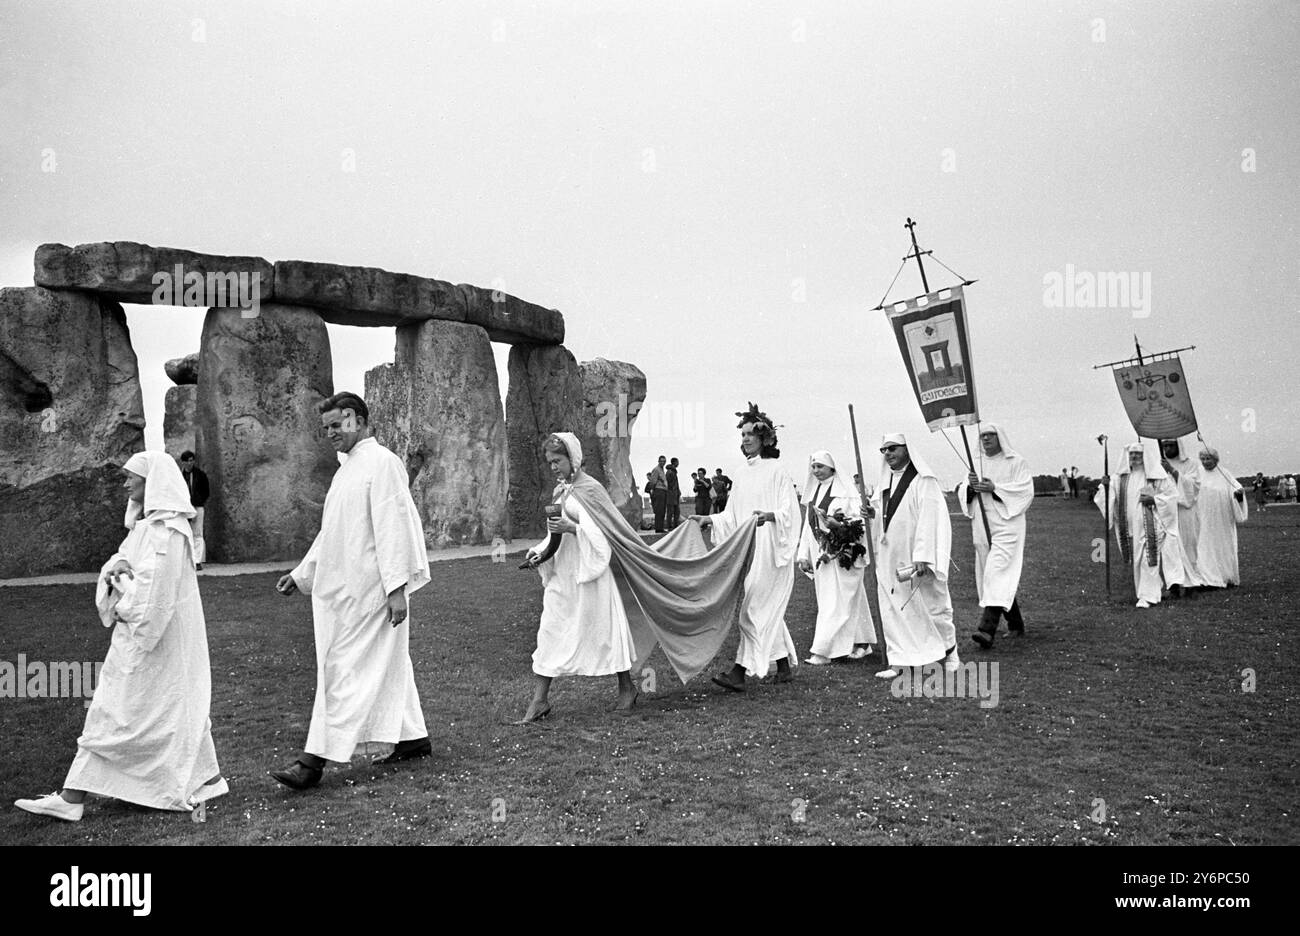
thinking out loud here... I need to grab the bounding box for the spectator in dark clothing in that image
[179,450,210,569]
[666,457,681,528]
[646,455,668,532]
[692,468,712,516]
[711,468,732,513]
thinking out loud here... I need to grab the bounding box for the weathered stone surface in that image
[0,465,131,578]
[165,352,200,385]
[0,287,144,490]
[35,242,272,306]
[164,385,197,457]
[578,358,648,528]
[505,344,584,537]
[274,259,564,344]
[367,320,509,548]
[195,304,335,562]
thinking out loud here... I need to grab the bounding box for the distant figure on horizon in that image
[692,467,712,517]
[1060,468,1069,496]
[646,455,668,532]
[666,457,681,529]
[1251,473,1268,512]
[711,467,732,513]
[1068,466,1079,499]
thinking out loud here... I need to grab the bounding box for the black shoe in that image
[1007,627,1025,638]
[270,759,323,790]
[971,631,994,649]
[711,672,746,693]
[376,738,432,764]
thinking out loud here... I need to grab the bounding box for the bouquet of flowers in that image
[814,508,867,571]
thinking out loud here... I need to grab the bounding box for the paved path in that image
[0,532,663,589]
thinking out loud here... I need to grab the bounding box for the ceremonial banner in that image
[885,285,979,430]
[1112,355,1198,439]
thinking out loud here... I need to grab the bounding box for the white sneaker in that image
[1135,599,1151,608]
[848,646,872,660]
[15,792,83,821]
[187,777,229,808]
[875,667,901,679]
[804,654,831,665]
[943,648,963,672]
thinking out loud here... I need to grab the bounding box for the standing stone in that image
[0,286,145,577]
[366,320,508,548]
[165,353,200,385]
[164,384,197,457]
[505,345,584,537]
[578,359,648,528]
[195,304,335,563]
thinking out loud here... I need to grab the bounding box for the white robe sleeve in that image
[369,454,431,597]
[1151,478,1179,533]
[768,467,800,568]
[796,505,814,565]
[911,476,953,580]
[990,456,1035,519]
[291,530,323,595]
[111,526,185,654]
[567,498,612,585]
[1175,465,1200,509]
[709,495,739,543]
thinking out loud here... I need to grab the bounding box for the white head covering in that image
[122,451,197,532]
[1120,440,1167,479]
[876,432,938,492]
[977,421,1018,458]
[803,449,855,507]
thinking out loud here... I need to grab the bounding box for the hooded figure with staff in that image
[1095,441,1181,608]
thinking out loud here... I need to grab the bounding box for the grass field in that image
[1,497,1296,845]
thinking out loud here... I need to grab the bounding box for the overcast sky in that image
[2,0,1296,487]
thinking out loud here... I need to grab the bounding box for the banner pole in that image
[849,404,886,664]
[1100,435,1111,598]
[959,425,995,545]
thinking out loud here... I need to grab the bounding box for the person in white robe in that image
[1160,436,1204,588]
[273,392,432,790]
[517,432,637,722]
[694,403,801,691]
[958,423,1033,648]
[15,452,224,821]
[796,450,876,664]
[1095,441,1181,608]
[1193,447,1248,588]
[870,433,960,678]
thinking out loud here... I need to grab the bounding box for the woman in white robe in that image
[796,450,876,664]
[15,452,224,821]
[518,432,636,722]
[1193,447,1248,588]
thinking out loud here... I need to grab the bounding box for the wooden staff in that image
[1098,434,1110,597]
[848,404,886,665]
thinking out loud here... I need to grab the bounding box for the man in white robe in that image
[694,403,800,691]
[15,451,224,820]
[1096,441,1180,608]
[870,433,960,678]
[1159,436,1203,589]
[958,423,1033,649]
[1193,447,1248,588]
[272,392,432,789]
[796,450,876,664]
